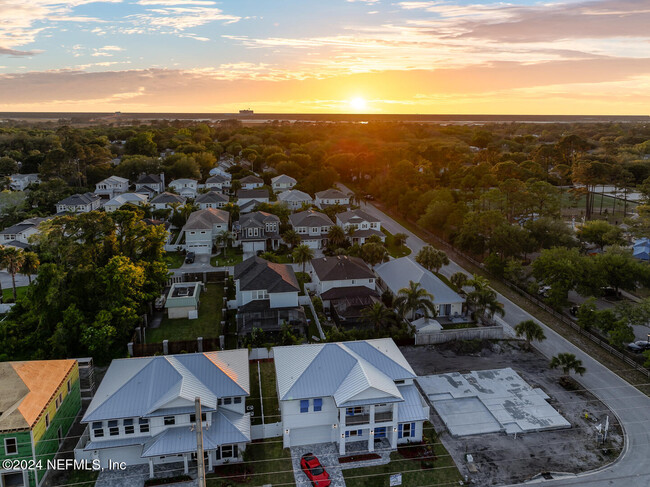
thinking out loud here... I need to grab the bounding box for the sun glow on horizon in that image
[349,97,367,111]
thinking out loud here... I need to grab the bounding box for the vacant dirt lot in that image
[402,341,624,486]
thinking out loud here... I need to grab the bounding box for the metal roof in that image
[397,384,429,422]
[273,339,416,406]
[83,351,249,423]
[375,257,465,305]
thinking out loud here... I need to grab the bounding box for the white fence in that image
[415,326,504,345]
[249,347,274,360]
[251,422,282,440]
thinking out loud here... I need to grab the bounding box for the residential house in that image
[135,174,165,197]
[276,189,313,211]
[94,175,129,199]
[75,351,250,478]
[209,166,232,181]
[236,189,270,214]
[288,210,333,249]
[103,193,148,212]
[9,174,39,191]
[150,192,186,212]
[234,256,306,337]
[239,175,264,190]
[195,191,229,210]
[375,257,465,318]
[182,208,229,255]
[314,188,350,209]
[235,211,280,255]
[271,174,297,193]
[205,175,229,192]
[164,282,203,319]
[168,179,198,199]
[336,209,384,245]
[273,339,429,454]
[310,255,379,326]
[1,360,81,487]
[56,193,102,214]
[0,217,49,248]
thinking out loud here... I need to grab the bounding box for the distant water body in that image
[1,112,649,124]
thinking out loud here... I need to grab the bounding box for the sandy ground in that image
[402,341,624,486]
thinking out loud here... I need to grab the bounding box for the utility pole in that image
[195,397,206,487]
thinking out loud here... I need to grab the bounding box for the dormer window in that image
[164,416,175,426]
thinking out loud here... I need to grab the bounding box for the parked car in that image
[185,251,195,264]
[154,295,166,311]
[300,453,331,487]
[627,341,650,353]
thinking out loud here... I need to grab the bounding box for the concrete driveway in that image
[290,443,346,487]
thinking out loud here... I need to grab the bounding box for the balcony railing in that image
[375,411,393,423]
[344,411,393,425]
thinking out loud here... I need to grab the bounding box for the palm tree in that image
[259,251,278,263]
[1,247,25,301]
[292,244,314,274]
[215,229,235,256]
[450,272,469,292]
[514,319,546,349]
[140,202,153,219]
[550,353,586,376]
[466,274,504,325]
[20,251,39,284]
[395,281,437,320]
[415,245,449,273]
[282,229,301,249]
[327,225,348,249]
[393,233,408,248]
[361,302,395,334]
[361,242,388,267]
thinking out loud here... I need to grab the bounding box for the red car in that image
[300,453,331,487]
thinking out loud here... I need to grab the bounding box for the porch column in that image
[368,405,375,452]
[148,458,154,478]
[339,407,346,455]
[391,403,399,449]
[339,432,346,455]
[208,450,214,471]
[183,454,188,474]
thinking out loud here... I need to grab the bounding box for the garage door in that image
[187,243,211,254]
[288,426,332,447]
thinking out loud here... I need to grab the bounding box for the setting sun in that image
[349,97,367,111]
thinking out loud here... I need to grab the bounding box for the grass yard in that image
[2,285,28,302]
[163,251,185,269]
[206,439,294,487]
[146,284,224,343]
[343,424,462,487]
[211,247,243,267]
[303,304,321,340]
[248,362,262,426]
[56,468,98,487]
[259,361,280,423]
[382,229,411,258]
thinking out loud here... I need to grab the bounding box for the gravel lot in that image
[402,341,624,486]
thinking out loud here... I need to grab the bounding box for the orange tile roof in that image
[12,360,76,427]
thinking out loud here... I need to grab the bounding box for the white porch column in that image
[339,408,346,455]
[368,405,375,452]
[391,403,399,449]
[339,433,346,455]
[148,458,154,478]
[208,450,214,471]
[183,454,188,474]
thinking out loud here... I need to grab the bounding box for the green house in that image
[0,360,81,487]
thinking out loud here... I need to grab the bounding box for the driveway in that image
[338,182,650,486]
[96,463,197,487]
[291,443,346,487]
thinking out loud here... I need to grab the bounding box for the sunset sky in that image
[1,0,649,114]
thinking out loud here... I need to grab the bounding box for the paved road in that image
[338,183,650,486]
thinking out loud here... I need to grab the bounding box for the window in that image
[139,418,149,433]
[124,419,134,435]
[55,396,61,409]
[346,407,363,416]
[67,380,71,393]
[164,416,176,426]
[398,422,415,439]
[92,422,104,438]
[345,430,362,438]
[4,438,17,455]
[45,413,50,429]
[313,398,322,412]
[108,420,119,436]
[224,398,232,405]
[217,398,223,406]
[190,413,207,423]
[395,380,405,385]
[234,397,242,404]
[221,445,237,458]
[300,400,309,413]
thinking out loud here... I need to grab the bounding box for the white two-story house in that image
[182,208,229,255]
[74,351,251,479]
[150,192,186,211]
[168,179,198,199]
[288,210,333,249]
[0,217,49,248]
[271,174,297,193]
[95,176,129,199]
[135,174,165,197]
[236,189,270,214]
[273,339,429,455]
[336,209,384,245]
[235,211,280,255]
[315,188,350,209]
[239,175,264,190]
[56,193,102,214]
[277,189,313,211]
[195,190,229,210]
[233,256,306,337]
[205,175,229,192]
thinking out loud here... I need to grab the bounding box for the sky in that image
[0,0,649,114]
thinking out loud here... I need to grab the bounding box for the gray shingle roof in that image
[311,255,373,281]
[150,192,186,204]
[337,209,380,224]
[83,351,249,423]
[239,175,263,184]
[277,189,312,203]
[236,189,269,199]
[136,174,163,185]
[234,256,300,293]
[239,211,280,228]
[58,192,101,206]
[289,210,333,227]
[183,208,229,230]
[315,188,348,200]
[272,174,297,185]
[195,191,229,204]
[206,175,227,184]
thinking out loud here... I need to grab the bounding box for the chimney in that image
[160,173,165,190]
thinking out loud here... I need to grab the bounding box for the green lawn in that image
[146,284,224,343]
[382,229,411,258]
[211,247,244,267]
[260,361,280,424]
[163,251,185,269]
[248,362,262,426]
[303,303,321,340]
[206,439,294,487]
[343,424,462,487]
[2,285,28,302]
[296,271,311,294]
